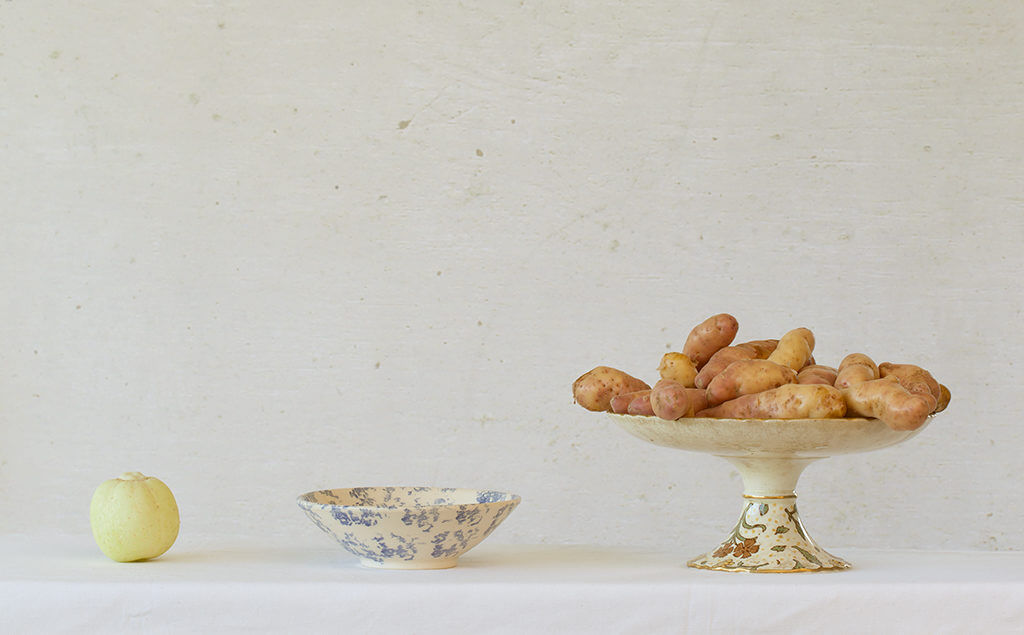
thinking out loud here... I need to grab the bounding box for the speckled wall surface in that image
[2,2,1021,552]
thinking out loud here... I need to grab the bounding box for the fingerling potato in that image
[573,366,650,412]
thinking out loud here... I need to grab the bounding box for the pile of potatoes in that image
[572,313,949,431]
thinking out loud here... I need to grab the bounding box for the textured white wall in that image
[2,2,1022,553]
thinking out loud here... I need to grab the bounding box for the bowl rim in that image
[296,486,522,510]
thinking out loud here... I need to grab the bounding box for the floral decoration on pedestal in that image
[689,497,849,573]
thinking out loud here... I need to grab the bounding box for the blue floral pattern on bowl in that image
[297,486,521,569]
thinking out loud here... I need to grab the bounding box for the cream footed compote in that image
[607,414,932,572]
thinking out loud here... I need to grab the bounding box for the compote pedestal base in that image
[688,455,847,572]
[607,415,930,573]
[688,495,848,572]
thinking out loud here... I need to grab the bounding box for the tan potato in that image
[657,352,697,388]
[683,313,739,369]
[573,366,650,412]
[842,377,933,431]
[697,384,846,419]
[650,379,709,420]
[878,362,941,404]
[797,364,838,385]
[835,353,879,389]
[704,360,799,407]
[766,328,815,371]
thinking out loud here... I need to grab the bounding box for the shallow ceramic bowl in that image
[297,486,521,569]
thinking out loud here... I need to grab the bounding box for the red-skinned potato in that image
[573,366,650,412]
[704,359,798,407]
[683,313,739,369]
[797,364,838,385]
[627,392,655,416]
[650,379,709,420]
[878,362,941,404]
[694,339,777,388]
[694,345,757,389]
[935,384,951,413]
[697,384,846,419]
[609,390,655,416]
[738,339,779,359]
[610,390,641,414]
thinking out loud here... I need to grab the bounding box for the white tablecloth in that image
[3,535,1022,634]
